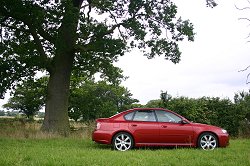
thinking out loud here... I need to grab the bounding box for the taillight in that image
[96,122,101,130]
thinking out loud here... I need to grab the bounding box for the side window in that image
[133,110,156,122]
[155,110,181,123]
[124,112,134,120]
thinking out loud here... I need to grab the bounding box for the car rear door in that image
[128,110,159,144]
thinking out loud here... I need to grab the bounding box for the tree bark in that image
[41,53,74,135]
[41,1,82,135]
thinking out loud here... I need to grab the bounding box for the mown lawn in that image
[0,138,249,166]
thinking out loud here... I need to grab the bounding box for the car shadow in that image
[91,143,113,150]
[92,143,195,151]
[134,146,195,151]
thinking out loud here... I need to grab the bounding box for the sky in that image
[115,0,250,104]
[0,0,250,108]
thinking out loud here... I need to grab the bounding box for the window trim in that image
[130,110,157,122]
[123,111,135,121]
[123,109,183,123]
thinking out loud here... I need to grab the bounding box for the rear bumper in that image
[92,130,113,145]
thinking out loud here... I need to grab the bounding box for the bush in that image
[146,91,250,137]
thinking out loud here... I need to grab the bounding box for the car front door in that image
[155,110,194,145]
[128,110,159,144]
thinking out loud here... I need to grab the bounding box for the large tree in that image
[0,0,215,134]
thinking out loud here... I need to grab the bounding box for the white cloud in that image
[116,0,250,104]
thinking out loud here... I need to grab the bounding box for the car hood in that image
[191,122,222,130]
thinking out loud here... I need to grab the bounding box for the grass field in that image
[0,118,249,166]
[0,138,249,166]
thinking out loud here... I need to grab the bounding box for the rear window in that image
[133,110,156,122]
[124,112,134,120]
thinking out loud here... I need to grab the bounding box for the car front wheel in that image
[112,132,134,151]
[198,132,218,150]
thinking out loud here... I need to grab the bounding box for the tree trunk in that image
[41,53,74,135]
[41,1,82,135]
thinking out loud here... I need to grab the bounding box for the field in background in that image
[0,118,94,139]
[0,118,250,166]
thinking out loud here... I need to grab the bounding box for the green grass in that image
[0,138,249,166]
[0,118,249,165]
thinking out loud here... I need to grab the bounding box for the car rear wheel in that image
[112,132,134,151]
[198,132,218,150]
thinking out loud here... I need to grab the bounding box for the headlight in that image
[221,129,227,134]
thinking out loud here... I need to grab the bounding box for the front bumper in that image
[218,134,229,147]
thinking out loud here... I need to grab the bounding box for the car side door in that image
[128,110,159,144]
[155,110,194,145]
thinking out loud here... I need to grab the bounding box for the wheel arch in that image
[111,130,134,143]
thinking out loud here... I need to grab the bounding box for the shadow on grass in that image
[91,143,112,150]
[135,146,197,151]
[91,142,196,151]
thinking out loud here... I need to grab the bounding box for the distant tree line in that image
[0,110,45,118]
[145,91,250,137]
[3,76,138,121]
[3,77,250,137]
[0,110,5,116]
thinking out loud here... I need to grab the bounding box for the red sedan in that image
[92,108,229,151]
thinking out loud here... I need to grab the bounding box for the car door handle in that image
[161,125,168,128]
[131,124,137,127]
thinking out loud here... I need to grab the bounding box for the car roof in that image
[110,108,170,119]
[126,108,170,113]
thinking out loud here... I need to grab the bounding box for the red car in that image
[92,108,229,151]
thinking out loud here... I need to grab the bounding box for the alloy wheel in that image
[199,133,217,150]
[113,133,133,151]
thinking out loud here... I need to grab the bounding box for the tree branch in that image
[0,2,54,71]
[2,21,52,71]
[238,65,250,72]
[238,17,250,22]
[76,24,126,53]
[0,2,54,44]
[0,22,30,33]
[29,27,51,63]
[36,26,54,44]
[235,4,250,10]
[238,65,250,84]
[108,10,128,42]
[105,22,125,36]
[247,73,250,84]
[84,22,126,42]
[1,21,48,59]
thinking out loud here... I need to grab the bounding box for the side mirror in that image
[179,119,189,124]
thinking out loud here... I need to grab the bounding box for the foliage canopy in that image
[0,0,216,133]
[0,0,195,97]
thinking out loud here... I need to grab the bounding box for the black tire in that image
[198,132,218,150]
[112,132,134,151]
